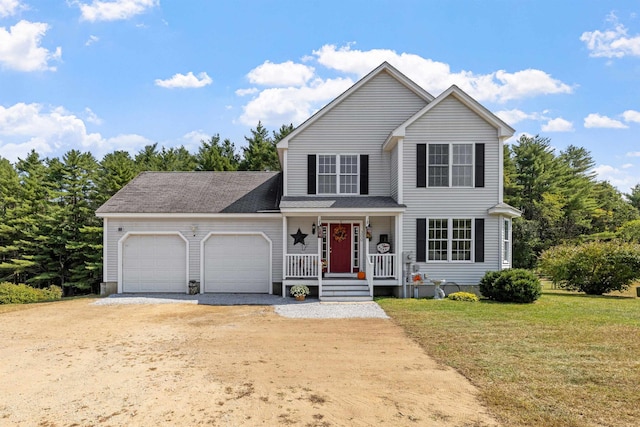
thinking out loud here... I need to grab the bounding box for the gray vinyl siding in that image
[286,71,427,197]
[105,217,282,284]
[402,96,502,284]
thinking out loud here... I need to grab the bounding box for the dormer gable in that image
[383,85,515,152]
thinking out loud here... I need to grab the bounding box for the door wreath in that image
[333,225,347,242]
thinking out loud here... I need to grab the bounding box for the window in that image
[318,155,336,194]
[452,144,473,186]
[426,143,473,187]
[452,219,472,261]
[427,218,474,262]
[428,145,448,187]
[503,219,510,263]
[317,154,358,194]
[340,155,358,194]
[353,225,360,269]
[428,219,448,261]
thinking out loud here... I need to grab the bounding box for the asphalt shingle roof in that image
[279,196,405,209]
[96,171,282,214]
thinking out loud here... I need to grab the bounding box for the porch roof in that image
[279,196,406,213]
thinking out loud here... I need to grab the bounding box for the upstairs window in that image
[317,154,358,194]
[419,143,479,188]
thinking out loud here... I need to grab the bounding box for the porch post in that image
[282,215,287,297]
[396,213,404,297]
[317,215,322,298]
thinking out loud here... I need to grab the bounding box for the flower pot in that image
[295,295,305,301]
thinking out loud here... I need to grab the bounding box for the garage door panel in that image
[122,235,186,293]
[204,234,270,293]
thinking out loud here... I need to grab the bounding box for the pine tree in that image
[240,122,280,171]
[196,135,239,171]
[97,150,138,203]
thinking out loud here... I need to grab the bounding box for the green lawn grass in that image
[377,287,640,427]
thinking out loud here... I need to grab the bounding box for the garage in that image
[203,233,271,293]
[121,234,187,293]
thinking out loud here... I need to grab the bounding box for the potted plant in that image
[290,284,310,301]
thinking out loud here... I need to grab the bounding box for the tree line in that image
[0,122,292,294]
[1,128,639,294]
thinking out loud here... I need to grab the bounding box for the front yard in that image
[378,287,640,427]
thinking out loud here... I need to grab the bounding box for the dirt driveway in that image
[0,299,498,426]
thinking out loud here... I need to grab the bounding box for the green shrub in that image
[539,241,640,295]
[447,292,479,302]
[479,269,541,303]
[0,283,63,304]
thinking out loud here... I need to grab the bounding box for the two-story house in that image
[96,62,520,301]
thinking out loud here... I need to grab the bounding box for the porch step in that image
[320,280,372,302]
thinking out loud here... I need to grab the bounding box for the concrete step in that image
[319,295,373,302]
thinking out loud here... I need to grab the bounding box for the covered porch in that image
[279,196,405,301]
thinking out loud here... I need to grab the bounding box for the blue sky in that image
[1,1,639,192]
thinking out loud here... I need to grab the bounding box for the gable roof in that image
[96,171,281,215]
[276,62,435,155]
[383,84,516,150]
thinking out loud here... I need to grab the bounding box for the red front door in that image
[329,224,351,273]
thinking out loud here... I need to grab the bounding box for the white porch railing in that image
[368,254,396,278]
[285,254,319,278]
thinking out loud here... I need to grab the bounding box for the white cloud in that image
[237,45,575,128]
[85,34,99,46]
[312,44,573,102]
[0,102,151,161]
[182,130,208,144]
[580,13,640,58]
[541,117,574,132]
[0,0,22,17]
[593,164,640,194]
[626,151,640,157]
[235,87,258,96]
[0,20,62,72]
[622,110,640,123]
[74,0,159,22]
[495,109,545,125]
[247,60,315,86]
[622,163,634,169]
[155,71,212,89]
[584,113,628,129]
[84,107,102,125]
[239,77,353,126]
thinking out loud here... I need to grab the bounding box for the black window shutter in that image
[360,154,369,195]
[417,144,427,188]
[307,155,316,195]
[474,218,485,262]
[416,218,426,262]
[475,144,485,188]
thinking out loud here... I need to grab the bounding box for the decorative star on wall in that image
[290,228,308,246]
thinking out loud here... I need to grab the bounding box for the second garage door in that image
[203,234,270,293]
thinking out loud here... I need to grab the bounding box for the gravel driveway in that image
[92,293,390,319]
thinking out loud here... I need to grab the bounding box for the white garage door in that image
[122,234,187,293]
[204,234,270,293]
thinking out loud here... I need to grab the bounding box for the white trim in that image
[200,231,273,294]
[117,231,189,294]
[488,203,522,218]
[97,213,283,219]
[282,216,287,292]
[103,217,108,282]
[498,141,504,203]
[397,138,404,204]
[396,213,403,282]
[283,150,288,196]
